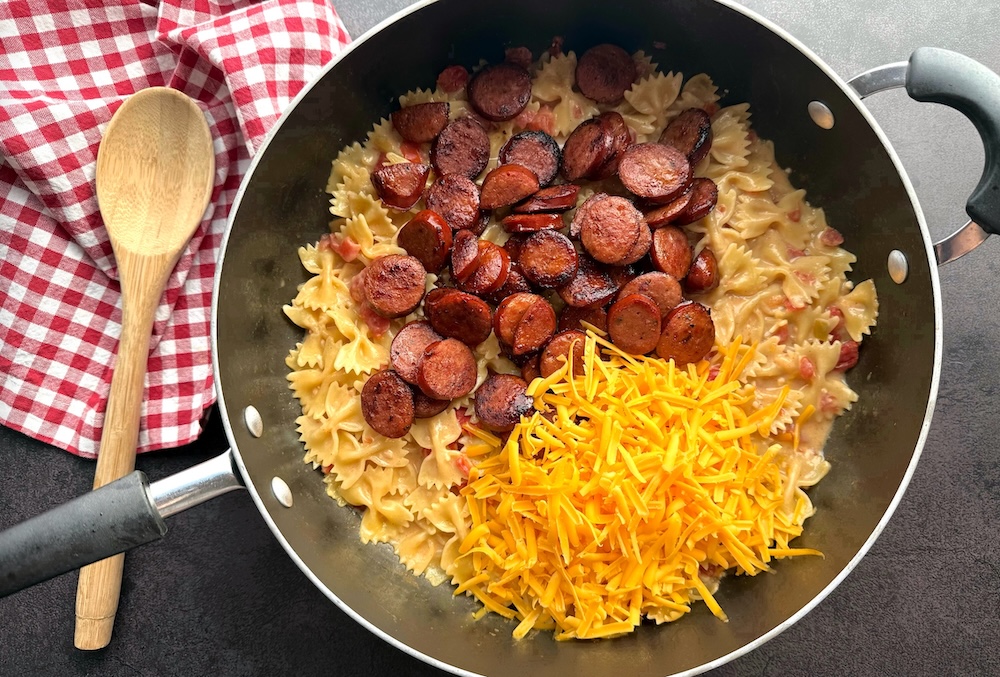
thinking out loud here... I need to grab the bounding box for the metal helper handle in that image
[0,451,243,599]
[848,48,1000,265]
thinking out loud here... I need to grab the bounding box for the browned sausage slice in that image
[673,178,719,225]
[372,162,430,211]
[608,293,661,355]
[426,174,482,231]
[569,192,608,238]
[458,241,511,296]
[557,255,618,308]
[501,212,564,233]
[391,102,451,143]
[432,117,490,179]
[397,209,453,273]
[364,255,427,318]
[518,230,578,288]
[617,272,682,319]
[540,329,587,378]
[594,111,632,178]
[657,302,715,364]
[412,389,451,418]
[418,338,478,400]
[361,369,415,438]
[502,233,528,263]
[494,292,538,346]
[559,305,608,333]
[468,62,532,122]
[618,143,691,203]
[513,184,580,214]
[684,248,719,293]
[575,44,637,104]
[561,118,613,181]
[659,108,713,166]
[499,131,562,187]
[644,188,692,228]
[615,220,652,266]
[520,354,541,383]
[512,296,557,356]
[424,288,493,346]
[474,373,534,432]
[504,46,533,70]
[390,321,444,384]
[479,164,540,210]
[485,266,533,305]
[650,226,693,280]
[450,229,481,282]
[579,195,644,264]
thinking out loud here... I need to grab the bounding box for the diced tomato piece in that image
[774,324,790,344]
[359,302,390,337]
[707,364,721,382]
[787,208,801,222]
[787,246,805,260]
[336,235,361,262]
[820,227,845,247]
[799,356,816,381]
[456,408,473,428]
[747,128,758,142]
[704,102,719,116]
[455,455,472,477]
[400,141,423,165]
[784,297,806,312]
[826,306,847,342]
[835,340,859,371]
[349,268,367,304]
[571,101,582,119]
[318,233,334,251]
[794,270,816,285]
[524,105,556,136]
[322,464,333,474]
[820,391,840,414]
[437,65,468,93]
[505,46,533,70]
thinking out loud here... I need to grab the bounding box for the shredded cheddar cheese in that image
[457,335,821,640]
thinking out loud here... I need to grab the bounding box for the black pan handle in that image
[905,47,1000,236]
[0,450,243,598]
[0,471,166,597]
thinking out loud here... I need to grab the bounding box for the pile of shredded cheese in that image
[456,334,821,640]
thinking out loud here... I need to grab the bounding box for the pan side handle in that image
[0,451,242,598]
[849,48,1000,265]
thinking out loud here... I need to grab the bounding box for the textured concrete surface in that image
[2,1,999,675]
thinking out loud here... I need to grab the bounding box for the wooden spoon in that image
[74,87,215,650]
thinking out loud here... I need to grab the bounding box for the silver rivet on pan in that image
[271,477,293,508]
[808,101,835,129]
[888,249,909,284]
[243,405,263,437]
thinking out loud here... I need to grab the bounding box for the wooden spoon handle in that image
[75,252,169,650]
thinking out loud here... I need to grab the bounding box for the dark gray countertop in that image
[2,1,999,675]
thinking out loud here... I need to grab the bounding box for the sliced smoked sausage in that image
[458,241,511,296]
[390,321,444,385]
[363,255,427,318]
[372,163,430,211]
[485,266,533,305]
[520,354,541,383]
[474,373,534,432]
[673,177,719,225]
[450,229,482,282]
[361,370,415,438]
[518,230,578,288]
[479,164,540,210]
[608,293,661,355]
[684,248,719,293]
[426,174,483,232]
[412,389,451,419]
[391,102,450,143]
[578,195,645,265]
[561,118,613,181]
[657,302,715,365]
[595,111,632,178]
[397,209,453,273]
[499,131,562,187]
[431,117,490,179]
[650,226,693,280]
[559,305,608,333]
[540,330,587,378]
[512,296,557,356]
[557,255,618,308]
[617,272,682,319]
[659,108,713,166]
[501,212,564,233]
[575,44,637,104]
[644,188,692,228]
[616,219,652,266]
[493,292,538,346]
[513,184,580,213]
[618,143,691,203]
[467,62,532,122]
[424,288,493,347]
[417,338,478,400]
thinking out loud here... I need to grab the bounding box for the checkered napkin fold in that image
[0,0,350,457]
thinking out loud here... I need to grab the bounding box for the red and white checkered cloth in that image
[0,0,350,457]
